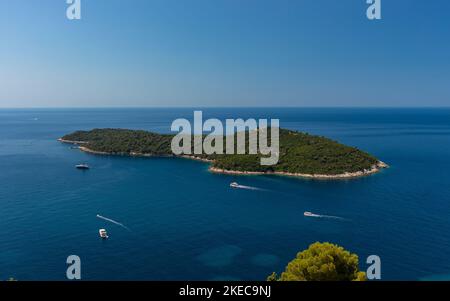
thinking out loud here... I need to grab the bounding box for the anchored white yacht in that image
[99,229,108,239]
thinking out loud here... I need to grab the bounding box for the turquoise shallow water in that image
[0,108,450,280]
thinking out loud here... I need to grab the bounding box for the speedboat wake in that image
[96,214,130,231]
[230,182,265,191]
[304,212,346,220]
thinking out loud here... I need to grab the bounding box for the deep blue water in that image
[1,108,450,281]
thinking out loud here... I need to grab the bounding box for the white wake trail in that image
[319,214,346,220]
[96,214,130,231]
[234,185,266,191]
[305,212,347,221]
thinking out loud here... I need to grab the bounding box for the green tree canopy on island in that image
[268,242,366,281]
[61,128,380,175]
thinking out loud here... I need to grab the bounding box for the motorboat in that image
[304,211,320,217]
[99,229,108,239]
[76,164,90,170]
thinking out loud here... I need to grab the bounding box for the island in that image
[59,128,388,179]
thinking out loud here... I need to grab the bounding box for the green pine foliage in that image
[63,129,173,155]
[269,242,367,281]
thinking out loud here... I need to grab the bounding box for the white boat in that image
[99,229,108,239]
[76,164,90,170]
[304,211,320,217]
[230,182,239,188]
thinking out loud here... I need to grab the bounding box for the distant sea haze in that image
[0,108,449,280]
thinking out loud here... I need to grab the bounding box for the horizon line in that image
[1,105,450,109]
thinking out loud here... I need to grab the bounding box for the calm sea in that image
[0,108,449,280]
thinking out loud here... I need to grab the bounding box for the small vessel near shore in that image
[99,229,108,239]
[75,164,90,170]
[230,182,239,188]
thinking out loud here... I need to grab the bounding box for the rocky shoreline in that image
[209,161,388,179]
[58,138,88,145]
[59,138,388,179]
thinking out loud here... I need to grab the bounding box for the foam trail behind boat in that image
[305,212,347,221]
[320,214,346,220]
[96,214,130,231]
[234,184,266,191]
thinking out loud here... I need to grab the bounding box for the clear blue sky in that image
[1,0,449,107]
